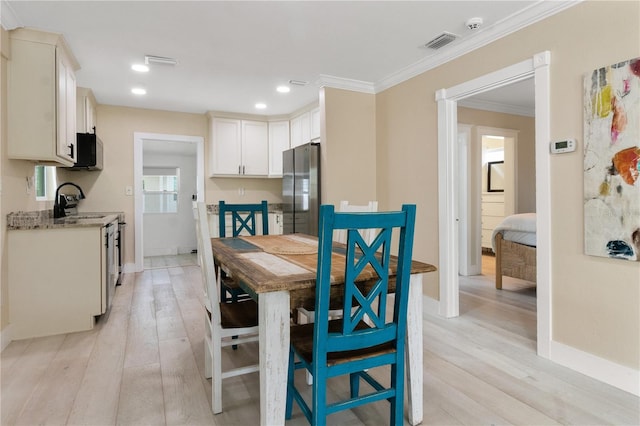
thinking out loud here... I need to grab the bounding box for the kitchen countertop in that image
[7,210,124,230]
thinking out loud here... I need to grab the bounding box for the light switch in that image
[125,186,133,196]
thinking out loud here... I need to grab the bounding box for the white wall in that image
[142,150,197,256]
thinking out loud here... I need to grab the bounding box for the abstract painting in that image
[584,57,640,261]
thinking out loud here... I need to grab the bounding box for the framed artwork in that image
[487,161,505,192]
[584,57,640,261]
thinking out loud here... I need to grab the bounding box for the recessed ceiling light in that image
[277,85,290,93]
[131,64,149,72]
[255,103,267,109]
[131,87,147,95]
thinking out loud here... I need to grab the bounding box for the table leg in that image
[259,291,290,426]
[406,273,423,425]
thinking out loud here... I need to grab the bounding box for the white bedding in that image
[491,213,537,251]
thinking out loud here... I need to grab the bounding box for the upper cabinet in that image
[210,117,269,177]
[310,107,321,141]
[77,87,97,134]
[290,112,310,148]
[268,120,290,177]
[8,28,80,166]
[290,107,320,148]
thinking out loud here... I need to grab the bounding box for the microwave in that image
[68,133,103,170]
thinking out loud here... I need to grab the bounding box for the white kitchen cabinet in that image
[8,221,116,339]
[290,112,311,148]
[268,120,290,177]
[210,117,269,176]
[77,87,97,133]
[269,211,284,235]
[8,28,79,166]
[310,107,321,140]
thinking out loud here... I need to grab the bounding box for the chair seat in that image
[218,299,259,329]
[290,320,396,366]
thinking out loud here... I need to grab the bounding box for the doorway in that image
[436,52,552,357]
[133,132,205,272]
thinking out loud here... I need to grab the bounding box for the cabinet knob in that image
[68,144,74,158]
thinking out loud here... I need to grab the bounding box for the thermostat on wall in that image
[550,139,576,154]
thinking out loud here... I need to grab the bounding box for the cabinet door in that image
[65,66,77,161]
[211,118,242,175]
[310,107,321,140]
[77,88,97,133]
[290,112,311,148]
[241,120,268,176]
[268,121,290,177]
[56,51,76,163]
[268,212,284,235]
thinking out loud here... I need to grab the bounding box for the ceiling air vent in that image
[424,32,458,50]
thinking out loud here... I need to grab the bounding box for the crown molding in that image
[375,0,580,93]
[316,74,375,94]
[1,0,23,30]
[457,98,535,117]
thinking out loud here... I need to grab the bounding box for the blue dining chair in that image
[285,204,416,425]
[218,200,269,303]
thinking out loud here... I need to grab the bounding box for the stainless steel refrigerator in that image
[282,143,321,236]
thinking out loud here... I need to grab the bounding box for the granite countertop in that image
[7,211,124,230]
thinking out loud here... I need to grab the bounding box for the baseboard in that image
[549,340,640,397]
[1,324,13,352]
[123,262,137,274]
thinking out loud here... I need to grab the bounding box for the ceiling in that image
[2,1,575,117]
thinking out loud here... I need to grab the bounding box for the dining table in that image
[210,233,436,426]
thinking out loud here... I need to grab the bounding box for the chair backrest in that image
[313,204,416,360]
[335,200,378,245]
[218,201,269,237]
[195,202,221,321]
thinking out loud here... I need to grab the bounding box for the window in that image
[35,165,57,201]
[143,167,179,213]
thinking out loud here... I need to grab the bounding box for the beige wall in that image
[458,107,536,213]
[376,1,639,368]
[321,87,377,207]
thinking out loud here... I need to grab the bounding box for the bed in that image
[491,213,537,289]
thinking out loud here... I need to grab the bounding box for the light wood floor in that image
[2,256,638,425]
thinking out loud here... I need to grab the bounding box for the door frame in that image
[436,51,552,358]
[133,132,205,272]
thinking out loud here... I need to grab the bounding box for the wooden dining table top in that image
[210,234,436,302]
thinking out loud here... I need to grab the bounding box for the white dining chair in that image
[194,202,259,414]
[296,200,378,384]
[334,200,379,245]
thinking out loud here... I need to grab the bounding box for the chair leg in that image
[211,333,223,414]
[349,373,360,399]
[285,348,296,420]
[311,369,327,426]
[204,339,212,379]
[391,363,404,425]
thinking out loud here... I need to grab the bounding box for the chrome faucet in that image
[53,182,86,218]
